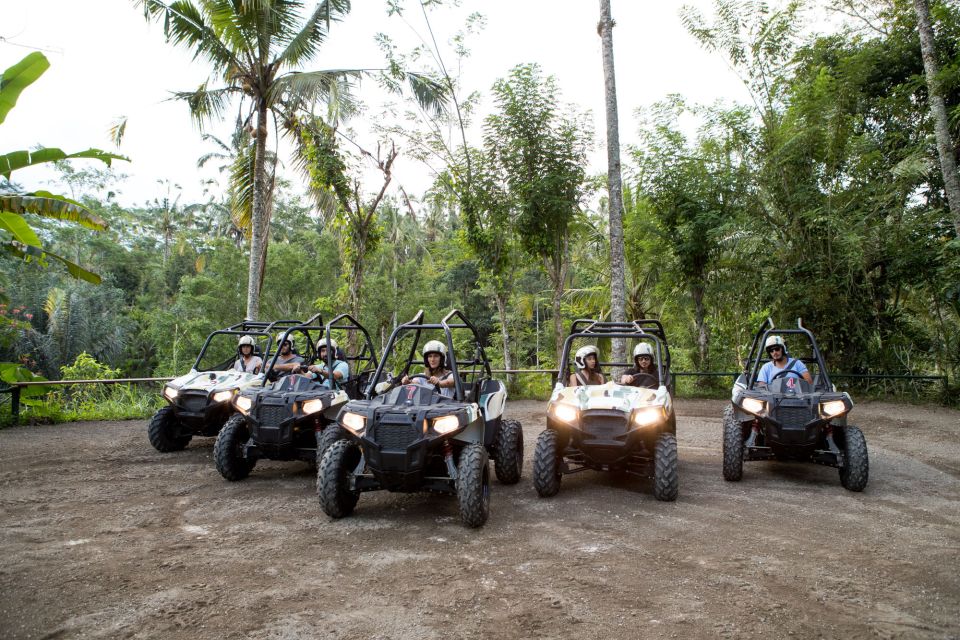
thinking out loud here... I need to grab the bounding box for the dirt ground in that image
[1,399,959,639]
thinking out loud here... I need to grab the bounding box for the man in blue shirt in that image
[757,335,813,387]
[306,340,350,390]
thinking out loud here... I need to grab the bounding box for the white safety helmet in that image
[238,335,256,348]
[633,342,653,364]
[633,343,654,359]
[764,335,786,355]
[574,345,599,370]
[319,338,338,352]
[422,340,447,367]
[276,334,295,350]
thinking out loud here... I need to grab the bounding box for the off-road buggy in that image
[214,314,378,481]
[723,318,868,491]
[317,309,523,528]
[533,320,679,501]
[149,318,300,452]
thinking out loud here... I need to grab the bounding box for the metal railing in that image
[1,370,950,425]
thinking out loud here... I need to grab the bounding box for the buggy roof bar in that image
[744,317,833,390]
[322,313,379,369]
[365,309,488,402]
[558,328,670,386]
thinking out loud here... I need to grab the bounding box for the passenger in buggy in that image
[305,339,349,390]
[401,340,456,398]
[569,345,605,387]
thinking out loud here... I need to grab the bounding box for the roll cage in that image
[364,309,492,402]
[192,318,307,372]
[559,319,672,387]
[261,313,378,388]
[743,318,832,391]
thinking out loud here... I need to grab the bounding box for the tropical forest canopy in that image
[1,0,958,403]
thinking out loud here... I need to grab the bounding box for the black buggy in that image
[532,320,679,501]
[214,314,378,481]
[317,310,523,528]
[149,318,301,452]
[723,318,869,491]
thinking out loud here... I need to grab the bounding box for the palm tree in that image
[599,0,627,363]
[136,0,445,320]
[912,0,960,235]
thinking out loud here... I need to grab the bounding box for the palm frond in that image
[1,192,107,230]
[136,0,242,72]
[0,147,128,180]
[276,0,351,67]
[4,241,102,284]
[270,69,360,112]
[171,83,238,129]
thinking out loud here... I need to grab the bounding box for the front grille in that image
[776,405,811,429]
[181,394,208,413]
[258,404,290,426]
[373,422,421,450]
[582,413,628,440]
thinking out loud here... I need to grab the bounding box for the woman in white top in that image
[233,335,262,374]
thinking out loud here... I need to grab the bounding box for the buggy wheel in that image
[722,405,744,481]
[532,430,562,497]
[456,443,490,528]
[147,405,192,452]
[839,426,869,492]
[318,439,361,518]
[493,419,524,485]
[214,414,255,481]
[653,432,679,501]
[316,425,346,464]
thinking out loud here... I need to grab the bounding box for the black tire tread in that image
[456,443,490,528]
[316,424,346,464]
[317,439,360,518]
[722,405,744,481]
[532,430,562,497]
[839,425,869,492]
[147,405,191,452]
[493,419,524,485]
[653,432,679,501]
[213,414,254,481]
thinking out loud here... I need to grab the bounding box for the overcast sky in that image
[3,0,825,210]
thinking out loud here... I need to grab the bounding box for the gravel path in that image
[1,399,958,639]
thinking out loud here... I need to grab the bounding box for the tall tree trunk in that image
[914,0,960,235]
[246,102,269,320]
[599,0,628,364]
[494,290,514,389]
[691,282,709,373]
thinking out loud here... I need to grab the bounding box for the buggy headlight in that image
[432,415,460,435]
[551,403,578,423]
[212,389,234,403]
[235,396,253,414]
[741,398,765,414]
[820,400,846,418]
[632,407,664,427]
[163,385,179,401]
[302,398,325,415]
[341,411,366,434]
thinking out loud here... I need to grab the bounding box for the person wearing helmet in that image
[305,339,350,390]
[757,335,812,387]
[402,340,456,397]
[619,342,659,389]
[271,334,305,376]
[233,335,263,374]
[569,345,605,387]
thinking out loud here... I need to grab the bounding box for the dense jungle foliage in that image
[1,0,958,422]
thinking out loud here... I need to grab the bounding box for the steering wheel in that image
[630,372,658,389]
[406,373,441,390]
[771,369,799,381]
